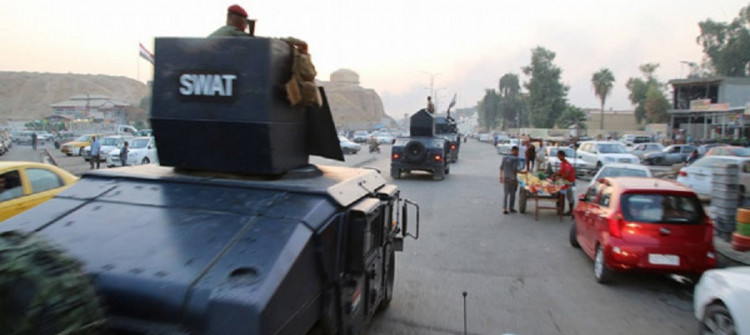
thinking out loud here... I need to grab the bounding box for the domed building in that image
[318,69,392,130]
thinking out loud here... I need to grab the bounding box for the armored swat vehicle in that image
[390,110,450,180]
[0,37,419,335]
[435,116,460,163]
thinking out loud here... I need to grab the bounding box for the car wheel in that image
[655,157,664,166]
[701,303,736,335]
[142,157,150,165]
[569,222,580,248]
[594,245,613,284]
[390,168,401,179]
[433,169,445,181]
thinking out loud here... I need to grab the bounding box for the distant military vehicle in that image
[390,109,450,180]
[0,37,419,335]
[435,116,460,163]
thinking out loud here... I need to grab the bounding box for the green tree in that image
[477,89,501,130]
[557,104,588,129]
[644,86,671,123]
[697,4,750,77]
[522,46,568,128]
[498,73,524,130]
[626,63,667,124]
[591,68,615,130]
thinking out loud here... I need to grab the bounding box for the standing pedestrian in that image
[31,132,38,151]
[552,150,576,215]
[89,136,101,169]
[119,141,130,167]
[426,96,435,114]
[526,143,536,171]
[535,142,546,173]
[518,140,528,170]
[499,146,520,215]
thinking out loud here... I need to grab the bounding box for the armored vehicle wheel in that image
[432,169,445,180]
[391,167,401,179]
[0,231,106,335]
[519,189,527,213]
[378,244,395,312]
[445,166,450,175]
[404,141,427,163]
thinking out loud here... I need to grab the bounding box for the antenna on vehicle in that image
[462,291,468,335]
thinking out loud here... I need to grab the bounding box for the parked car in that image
[630,142,665,160]
[60,134,101,156]
[496,138,520,155]
[694,266,750,335]
[135,128,153,137]
[576,141,640,172]
[620,134,652,147]
[697,143,723,157]
[642,144,696,166]
[542,146,587,175]
[677,156,750,200]
[338,136,360,155]
[106,137,158,167]
[0,161,78,221]
[374,132,394,144]
[570,177,716,283]
[705,146,750,157]
[82,135,130,162]
[477,133,492,143]
[352,130,369,143]
[588,163,652,187]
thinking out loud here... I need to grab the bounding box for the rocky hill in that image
[0,72,148,121]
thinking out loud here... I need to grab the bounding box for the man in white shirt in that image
[518,140,528,170]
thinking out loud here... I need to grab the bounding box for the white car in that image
[576,141,640,172]
[588,163,652,187]
[374,132,394,144]
[338,136,360,155]
[106,137,158,167]
[496,138,520,155]
[677,156,750,199]
[542,146,588,174]
[694,267,750,335]
[82,135,130,162]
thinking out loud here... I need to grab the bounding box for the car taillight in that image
[392,153,400,160]
[678,170,687,177]
[451,145,456,150]
[434,155,442,161]
[609,213,624,238]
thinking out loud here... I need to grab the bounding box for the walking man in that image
[552,150,576,215]
[89,136,101,169]
[500,146,520,215]
[119,141,130,166]
[31,132,38,151]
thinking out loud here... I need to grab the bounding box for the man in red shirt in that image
[553,150,576,215]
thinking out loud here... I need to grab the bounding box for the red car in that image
[570,177,716,283]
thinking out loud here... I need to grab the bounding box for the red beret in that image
[228,4,248,18]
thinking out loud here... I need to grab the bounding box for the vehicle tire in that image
[391,167,401,179]
[594,244,614,284]
[445,165,450,175]
[142,157,150,165]
[700,303,736,335]
[655,158,664,166]
[569,222,580,248]
[404,141,427,163]
[0,231,107,334]
[433,169,445,181]
[519,189,527,214]
[377,244,395,312]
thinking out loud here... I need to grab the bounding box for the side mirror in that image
[401,199,419,240]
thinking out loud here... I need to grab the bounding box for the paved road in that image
[366,140,696,335]
[3,140,701,334]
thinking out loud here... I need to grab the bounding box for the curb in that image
[714,236,750,266]
[43,149,58,166]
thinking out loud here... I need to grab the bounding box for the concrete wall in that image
[584,112,641,132]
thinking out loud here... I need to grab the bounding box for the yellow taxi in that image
[0,162,78,222]
[60,134,101,156]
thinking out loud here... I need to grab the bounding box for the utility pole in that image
[421,71,441,100]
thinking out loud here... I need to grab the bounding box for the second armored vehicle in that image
[390,110,450,180]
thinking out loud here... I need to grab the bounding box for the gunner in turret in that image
[209,4,252,37]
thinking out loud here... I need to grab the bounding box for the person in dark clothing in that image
[31,132,38,151]
[119,141,130,166]
[500,146,520,215]
[526,143,536,171]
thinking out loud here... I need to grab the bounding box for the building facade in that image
[51,95,131,124]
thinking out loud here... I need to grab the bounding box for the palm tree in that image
[591,68,615,130]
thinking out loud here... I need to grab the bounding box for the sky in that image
[1,0,747,119]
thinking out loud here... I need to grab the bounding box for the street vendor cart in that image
[517,172,570,221]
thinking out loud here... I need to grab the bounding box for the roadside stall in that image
[517,172,570,221]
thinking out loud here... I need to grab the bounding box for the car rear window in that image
[621,193,703,224]
[599,167,649,178]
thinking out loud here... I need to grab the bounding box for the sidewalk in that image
[714,237,750,266]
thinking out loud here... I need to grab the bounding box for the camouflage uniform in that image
[208,25,248,37]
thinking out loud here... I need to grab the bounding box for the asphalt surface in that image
[0,141,710,334]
